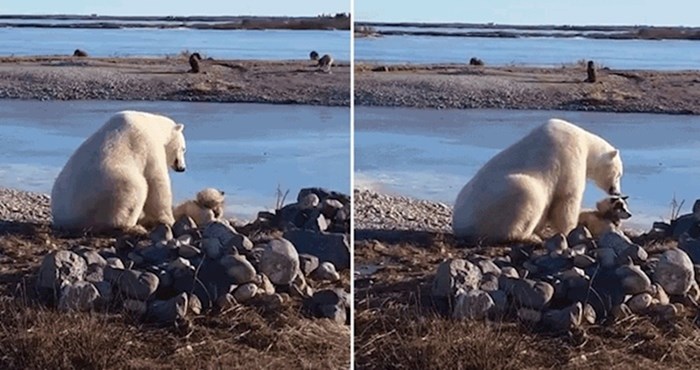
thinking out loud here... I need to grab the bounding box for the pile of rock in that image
[432,223,699,332]
[36,188,350,326]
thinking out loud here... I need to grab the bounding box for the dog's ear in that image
[219,189,225,195]
[621,195,629,200]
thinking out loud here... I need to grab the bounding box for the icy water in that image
[0,100,350,220]
[355,34,700,70]
[0,27,350,61]
[355,107,700,230]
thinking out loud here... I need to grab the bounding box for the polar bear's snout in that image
[173,159,186,172]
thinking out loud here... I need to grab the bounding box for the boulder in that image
[452,289,495,320]
[432,259,482,299]
[57,282,100,312]
[654,248,695,295]
[37,250,87,291]
[283,229,350,270]
[259,238,300,285]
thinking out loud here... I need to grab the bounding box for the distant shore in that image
[0,14,350,31]
[0,56,350,106]
[355,22,700,41]
[355,63,700,115]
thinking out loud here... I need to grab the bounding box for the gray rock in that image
[583,303,597,324]
[452,289,495,320]
[568,225,593,247]
[678,234,700,264]
[124,299,148,317]
[299,193,320,209]
[150,224,173,243]
[593,248,617,268]
[615,263,651,295]
[157,269,173,289]
[76,249,107,267]
[617,244,648,264]
[283,229,350,270]
[202,238,225,259]
[599,230,637,255]
[168,257,195,277]
[139,243,173,265]
[517,308,542,323]
[480,273,500,291]
[432,259,482,299]
[233,283,258,303]
[313,262,340,282]
[573,254,596,269]
[502,277,554,310]
[147,293,188,324]
[672,213,700,238]
[303,211,329,232]
[627,293,653,313]
[37,250,87,291]
[84,264,104,283]
[312,288,349,308]
[216,293,237,310]
[650,283,670,305]
[188,293,202,315]
[318,303,347,324]
[178,244,201,259]
[654,248,695,295]
[203,220,239,247]
[225,233,254,253]
[291,273,314,299]
[256,274,276,295]
[259,238,300,285]
[500,266,519,279]
[321,198,344,219]
[474,258,501,276]
[487,289,508,314]
[173,216,197,237]
[57,282,100,312]
[93,280,113,305]
[220,254,257,284]
[545,233,568,254]
[106,257,124,269]
[542,302,583,332]
[116,270,159,300]
[299,253,320,276]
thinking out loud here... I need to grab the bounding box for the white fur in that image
[452,118,623,243]
[173,188,225,227]
[51,111,187,232]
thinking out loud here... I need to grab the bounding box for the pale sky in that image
[0,0,349,17]
[357,0,699,26]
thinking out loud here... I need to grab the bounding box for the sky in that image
[0,0,349,17]
[356,0,699,26]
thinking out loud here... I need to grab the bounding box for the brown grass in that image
[354,235,700,370]
[0,222,350,369]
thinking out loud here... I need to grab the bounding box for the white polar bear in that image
[51,110,187,233]
[452,118,623,244]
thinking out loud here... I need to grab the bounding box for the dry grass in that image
[0,222,350,369]
[354,234,700,370]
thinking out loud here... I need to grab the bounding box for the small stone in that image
[475,259,501,276]
[479,273,500,291]
[220,254,257,284]
[106,257,124,269]
[283,229,350,270]
[650,283,670,305]
[37,250,87,291]
[318,304,346,324]
[313,262,340,282]
[542,302,583,332]
[500,266,519,279]
[299,193,320,209]
[627,293,653,313]
[178,244,201,259]
[432,259,482,299]
[259,238,300,285]
[84,264,104,283]
[615,263,651,295]
[573,254,596,269]
[583,303,597,324]
[168,257,194,277]
[654,248,695,295]
[568,225,593,247]
[147,293,188,324]
[188,293,202,315]
[77,249,107,267]
[321,199,344,219]
[256,274,275,295]
[545,233,568,254]
[150,224,173,243]
[452,289,495,320]
[57,282,100,312]
[124,299,148,317]
[202,238,225,259]
[502,278,554,310]
[233,283,258,303]
[173,216,197,237]
[291,273,314,299]
[225,233,254,253]
[299,253,320,276]
[593,248,617,268]
[117,270,159,300]
[517,308,542,323]
[617,244,648,265]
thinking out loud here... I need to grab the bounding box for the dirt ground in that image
[0,56,350,106]
[355,63,700,114]
[353,231,700,370]
[0,221,350,370]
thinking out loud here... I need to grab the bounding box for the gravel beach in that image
[355,63,700,115]
[0,56,350,106]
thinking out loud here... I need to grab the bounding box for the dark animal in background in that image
[73,49,88,57]
[586,60,597,83]
[469,57,484,66]
[309,51,320,61]
[189,52,202,73]
[318,54,333,73]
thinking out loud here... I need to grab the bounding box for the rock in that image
[259,238,300,285]
[298,253,320,276]
[233,283,258,303]
[220,254,257,284]
[474,258,501,276]
[298,188,348,205]
[178,244,201,259]
[124,299,148,317]
[117,270,159,300]
[545,233,568,254]
[650,283,670,305]
[573,254,596,269]
[678,234,700,264]
[452,289,495,320]
[517,308,542,323]
[487,290,508,314]
[157,269,173,289]
[188,293,202,315]
[321,198,344,219]
[533,255,572,274]
[76,249,107,267]
[147,293,188,324]
[592,248,617,268]
[649,303,679,321]
[617,244,648,264]
[139,243,173,265]
[671,213,700,238]
[93,280,113,305]
[37,250,87,291]
[583,303,597,324]
[150,224,173,243]
[256,274,275,295]
[500,266,519,279]
[291,273,314,299]
[312,288,349,307]
[503,278,554,310]
[173,216,197,237]
[611,303,633,320]
[168,257,195,277]
[106,257,124,269]
[313,262,340,282]
[627,293,653,313]
[283,229,350,270]
[479,273,499,291]
[299,193,320,209]
[568,225,593,247]
[542,302,583,332]
[318,303,347,324]
[202,238,225,259]
[216,294,237,310]
[203,220,239,247]
[615,263,651,295]
[225,233,254,253]
[303,211,329,232]
[57,282,100,312]
[432,259,482,299]
[653,248,695,295]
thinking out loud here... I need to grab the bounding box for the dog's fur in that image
[173,188,225,226]
[578,195,631,238]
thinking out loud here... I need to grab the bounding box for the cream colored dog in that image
[173,188,226,227]
[578,195,631,238]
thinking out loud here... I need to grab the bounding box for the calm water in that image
[0,27,350,60]
[372,26,627,36]
[0,100,350,220]
[355,107,700,230]
[355,35,700,70]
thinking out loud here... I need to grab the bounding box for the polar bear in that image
[51,110,187,234]
[173,188,226,227]
[452,118,623,244]
[578,195,632,238]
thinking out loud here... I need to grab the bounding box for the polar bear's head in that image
[166,123,187,172]
[591,149,623,195]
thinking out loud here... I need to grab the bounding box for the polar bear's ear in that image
[174,124,185,132]
[607,150,619,160]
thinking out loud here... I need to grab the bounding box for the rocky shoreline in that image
[355,63,700,115]
[0,57,350,106]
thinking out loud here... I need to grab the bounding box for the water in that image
[372,26,627,36]
[355,107,700,230]
[0,27,350,61]
[355,35,700,70]
[0,100,350,220]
